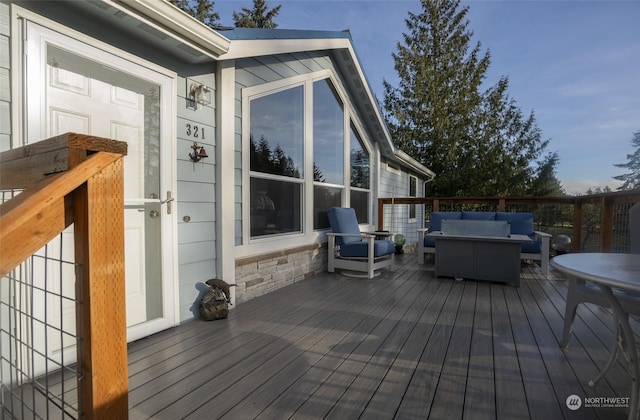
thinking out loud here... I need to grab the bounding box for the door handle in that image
[160,191,175,214]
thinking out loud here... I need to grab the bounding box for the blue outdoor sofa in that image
[417,211,551,276]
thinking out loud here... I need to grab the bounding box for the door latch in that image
[160,191,175,214]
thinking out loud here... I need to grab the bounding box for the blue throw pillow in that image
[496,212,534,235]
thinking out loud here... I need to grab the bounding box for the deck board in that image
[465,282,496,420]
[491,283,530,419]
[124,254,636,420]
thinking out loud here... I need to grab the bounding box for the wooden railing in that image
[378,192,640,253]
[0,133,128,419]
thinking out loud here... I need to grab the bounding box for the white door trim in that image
[17,14,179,342]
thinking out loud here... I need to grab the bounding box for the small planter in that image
[394,234,406,255]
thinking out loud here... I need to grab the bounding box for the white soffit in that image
[111,0,231,57]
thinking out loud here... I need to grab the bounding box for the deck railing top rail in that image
[0,132,129,419]
[378,192,640,207]
[377,192,640,253]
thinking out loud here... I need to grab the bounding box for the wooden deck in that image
[127,254,638,419]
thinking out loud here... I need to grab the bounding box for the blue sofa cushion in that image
[339,240,396,258]
[423,211,543,253]
[328,207,362,245]
[423,236,436,247]
[496,212,534,235]
[462,211,496,221]
[496,212,540,253]
[521,236,542,253]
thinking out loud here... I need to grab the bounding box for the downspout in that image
[423,176,435,229]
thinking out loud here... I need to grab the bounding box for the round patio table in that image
[551,253,640,420]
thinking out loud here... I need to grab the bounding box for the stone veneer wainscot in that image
[234,244,327,303]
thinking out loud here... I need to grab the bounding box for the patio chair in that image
[327,207,395,279]
[562,204,640,347]
[561,279,640,348]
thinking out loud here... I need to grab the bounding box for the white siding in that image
[379,160,426,247]
[176,73,218,321]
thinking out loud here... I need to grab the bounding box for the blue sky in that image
[215,0,640,194]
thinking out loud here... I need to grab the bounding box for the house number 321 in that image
[186,123,205,139]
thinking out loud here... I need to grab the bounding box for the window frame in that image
[241,69,374,251]
[408,174,417,223]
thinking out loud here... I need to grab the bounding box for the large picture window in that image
[250,86,304,178]
[313,79,344,229]
[350,125,370,224]
[313,79,344,184]
[249,86,304,238]
[246,74,372,240]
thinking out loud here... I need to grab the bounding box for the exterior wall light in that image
[189,83,211,107]
[189,141,208,162]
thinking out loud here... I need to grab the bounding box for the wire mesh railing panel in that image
[613,202,633,253]
[1,191,81,419]
[380,195,639,255]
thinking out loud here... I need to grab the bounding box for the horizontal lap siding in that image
[379,164,425,247]
[177,73,218,322]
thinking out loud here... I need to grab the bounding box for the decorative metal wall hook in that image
[189,141,208,162]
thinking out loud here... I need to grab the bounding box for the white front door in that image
[23,22,178,370]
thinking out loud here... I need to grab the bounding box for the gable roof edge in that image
[391,149,436,180]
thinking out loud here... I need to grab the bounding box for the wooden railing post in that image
[74,157,128,419]
[0,133,128,419]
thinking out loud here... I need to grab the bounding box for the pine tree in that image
[233,0,281,29]
[383,0,555,197]
[167,0,220,29]
[613,131,640,191]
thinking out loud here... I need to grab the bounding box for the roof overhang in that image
[107,0,231,58]
[390,150,436,180]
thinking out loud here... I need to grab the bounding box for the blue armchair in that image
[327,207,395,278]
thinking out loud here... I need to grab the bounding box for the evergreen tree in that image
[383,0,555,197]
[613,130,640,191]
[530,152,564,196]
[167,0,220,29]
[233,0,281,29]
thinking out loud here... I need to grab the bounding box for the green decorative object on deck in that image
[394,234,406,254]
